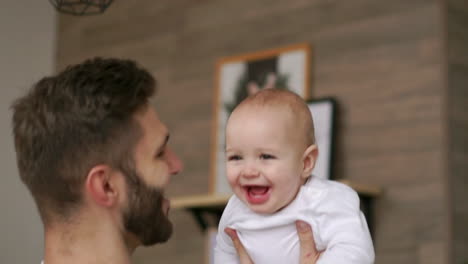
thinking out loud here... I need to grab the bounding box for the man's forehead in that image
[136,106,168,138]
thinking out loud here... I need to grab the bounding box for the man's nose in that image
[166,148,183,175]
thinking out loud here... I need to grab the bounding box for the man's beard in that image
[122,169,173,246]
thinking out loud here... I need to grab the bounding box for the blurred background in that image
[0,0,467,263]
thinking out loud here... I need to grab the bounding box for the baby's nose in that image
[241,167,260,178]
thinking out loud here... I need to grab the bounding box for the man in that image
[11,58,320,264]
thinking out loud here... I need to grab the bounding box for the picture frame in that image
[210,43,312,195]
[306,98,337,181]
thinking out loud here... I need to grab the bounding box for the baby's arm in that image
[315,183,375,264]
[214,230,240,264]
[214,196,240,264]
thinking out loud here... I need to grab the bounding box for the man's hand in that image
[225,221,322,264]
[225,227,253,264]
[296,220,322,264]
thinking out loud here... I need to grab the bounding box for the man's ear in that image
[301,144,318,179]
[85,165,121,208]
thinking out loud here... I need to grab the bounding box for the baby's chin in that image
[243,200,285,215]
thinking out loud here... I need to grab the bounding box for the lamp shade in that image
[49,0,114,16]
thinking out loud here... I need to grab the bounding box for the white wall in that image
[0,0,55,262]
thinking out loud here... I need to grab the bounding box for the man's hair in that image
[11,57,156,223]
[236,89,315,146]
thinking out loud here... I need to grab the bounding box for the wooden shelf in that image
[172,194,231,209]
[338,180,383,197]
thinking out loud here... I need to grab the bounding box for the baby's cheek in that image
[276,175,298,192]
[226,166,238,186]
[226,174,237,188]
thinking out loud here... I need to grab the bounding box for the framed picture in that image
[210,43,312,195]
[307,98,337,180]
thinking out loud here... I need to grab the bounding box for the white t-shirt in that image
[215,177,375,264]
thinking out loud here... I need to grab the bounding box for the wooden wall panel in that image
[56,0,450,263]
[447,0,468,263]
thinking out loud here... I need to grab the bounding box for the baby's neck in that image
[301,175,311,186]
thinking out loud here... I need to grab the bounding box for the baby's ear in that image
[301,144,318,179]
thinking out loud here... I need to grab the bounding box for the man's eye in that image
[260,154,274,159]
[228,155,242,161]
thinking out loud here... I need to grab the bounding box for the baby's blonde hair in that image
[234,89,315,147]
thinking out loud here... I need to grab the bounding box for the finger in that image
[225,228,254,264]
[296,220,320,264]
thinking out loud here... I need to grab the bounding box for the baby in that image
[215,89,375,264]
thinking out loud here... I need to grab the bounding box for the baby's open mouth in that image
[243,185,271,204]
[247,186,269,195]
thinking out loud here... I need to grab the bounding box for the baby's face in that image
[225,106,306,214]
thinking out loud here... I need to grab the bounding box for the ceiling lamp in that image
[49,0,114,16]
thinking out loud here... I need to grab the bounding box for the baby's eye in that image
[260,154,275,160]
[228,155,242,161]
